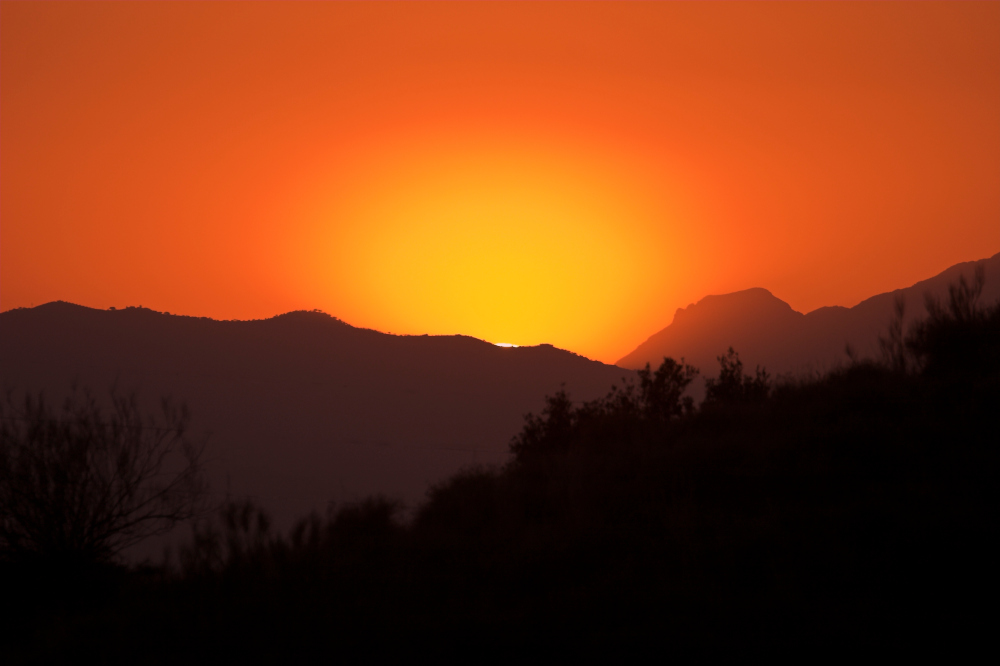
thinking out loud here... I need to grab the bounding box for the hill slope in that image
[618,252,1000,377]
[0,304,631,531]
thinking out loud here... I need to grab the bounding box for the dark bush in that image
[703,347,770,406]
[907,266,1000,378]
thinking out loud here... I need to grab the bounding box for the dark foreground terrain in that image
[2,278,997,662]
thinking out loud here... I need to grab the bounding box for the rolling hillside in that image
[0,304,631,535]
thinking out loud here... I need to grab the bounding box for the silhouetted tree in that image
[509,388,575,461]
[636,357,699,421]
[907,266,1000,377]
[879,294,909,373]
[177,499,278,578]
[703,347,770,405]
[509,357,700,463]
[0,389,206,565]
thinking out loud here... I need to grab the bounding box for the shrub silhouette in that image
[509,356,700,464]
[179,496,403,581]
[179,500,276,578]
[907,266,1000,378]
[636,356,699,421]
[879,294,909,372]
[703,347,770,406]
[508,388,576,461]
[0,388,206,566]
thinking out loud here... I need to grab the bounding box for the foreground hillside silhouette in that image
[2,273,996,660]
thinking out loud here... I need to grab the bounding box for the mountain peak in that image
[618,252,1000,377]
[618,287,802,370]
[672,288,797,323]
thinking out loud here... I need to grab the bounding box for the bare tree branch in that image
[0,388,207,564]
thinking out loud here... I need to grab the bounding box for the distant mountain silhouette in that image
[618,253,1000,381]
[0,305,631,543]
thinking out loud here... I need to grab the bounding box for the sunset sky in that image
[2,2,998,363]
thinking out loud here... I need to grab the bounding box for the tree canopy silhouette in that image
[703,347,770,406]
[636,356,699,421]
[907,266,1000,378]
[0,389,206,565]
[509,356,700,463]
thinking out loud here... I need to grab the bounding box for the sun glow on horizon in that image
[3,3,997,363]
[290,127,694,361]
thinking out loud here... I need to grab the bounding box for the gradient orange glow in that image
[291,126,694,352]
[3,2,998,362]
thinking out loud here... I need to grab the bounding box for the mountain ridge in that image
[618,252,1000,378]
[0,299,631,548]
[4,253,998,549]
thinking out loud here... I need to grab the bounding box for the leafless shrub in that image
[879,294,909,373]
[0,388,206,564]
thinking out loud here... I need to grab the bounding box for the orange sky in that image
[3,2,998,363]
